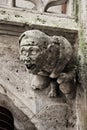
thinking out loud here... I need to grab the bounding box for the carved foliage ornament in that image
[25,0,68,12]
[19,30,76,99]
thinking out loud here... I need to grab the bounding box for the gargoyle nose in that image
[24,58,32,64]
[24,60,28,64]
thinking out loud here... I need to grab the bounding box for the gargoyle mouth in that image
[26,64,36,70]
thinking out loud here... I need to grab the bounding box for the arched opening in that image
[0,93,37,130]
[46,3,67,14]
[0,106,14,130]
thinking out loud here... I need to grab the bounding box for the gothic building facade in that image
[0,0,87,130]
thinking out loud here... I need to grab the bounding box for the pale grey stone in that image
[19,30,76,99]
[25,0,68,12]
[32,104,77,130]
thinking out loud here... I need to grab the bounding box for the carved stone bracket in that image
[25,0,68,12]
[19,30,76,99]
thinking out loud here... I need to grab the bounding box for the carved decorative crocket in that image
[19,30,76,99]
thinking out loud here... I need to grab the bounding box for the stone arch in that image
[0,93,37,130]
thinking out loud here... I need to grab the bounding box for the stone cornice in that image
[0,7,78,34]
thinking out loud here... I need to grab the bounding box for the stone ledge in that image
[0,7,78,34]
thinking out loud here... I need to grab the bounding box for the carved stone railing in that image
[0,0,75,15]
[24,0,68,13]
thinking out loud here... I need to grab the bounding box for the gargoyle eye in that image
[29,46,40,55]
[31,51,37,55]
[21,49,29,56]
[22,50,26,55]
[30,48,37,55]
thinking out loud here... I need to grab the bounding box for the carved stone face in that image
[19,30,75,99]
[19,30,57,75]
[20,44,40,73]
[19,30,72,76]
[20,39,44,74]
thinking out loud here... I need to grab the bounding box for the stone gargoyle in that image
[19,30,76,99]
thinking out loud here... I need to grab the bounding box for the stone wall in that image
[76,0,87,130]
[0,31,77,130]
[0,0,87,129]
[0,1,79,130]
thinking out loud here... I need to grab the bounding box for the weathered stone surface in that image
[76,0,87,130]
[0,35,35,115]
[0,7,78,32]
[0,3,78,129]
[32,103,77,130]
[0,34,77,130]
[25,0,68,12]
[19,30,73,75]
[19,30,76,99]
[0,34,65,112]
[1,0,87,129]
[0,93,37,130]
